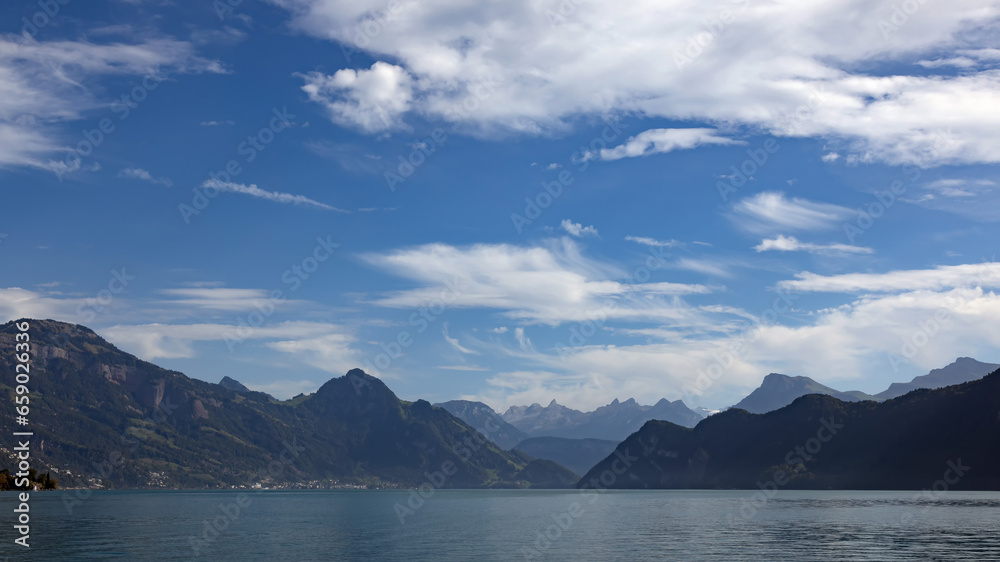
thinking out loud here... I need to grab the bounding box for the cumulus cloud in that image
[298,62,413,133]
[560,219,598,237]
[272,0,1000,165]
[585,128,742,161]
[754,235,874,255]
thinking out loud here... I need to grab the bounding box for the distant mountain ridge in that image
[732,373,876,414]
[581,366,1000,490]
[875,357,1000,400]
[502,397,703,441]
[433,400,528,450]
[0,319,576,489]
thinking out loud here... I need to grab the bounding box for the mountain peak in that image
[218,376,251,393]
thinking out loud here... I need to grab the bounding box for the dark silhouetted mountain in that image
[502,397,702,441]
[514,437,619,475]
[218,376,251,393]
[433,400,528,449]
[0,319,574,489]
[732,373,877,414]
[876,357,999,400]
[580,368,1000,490]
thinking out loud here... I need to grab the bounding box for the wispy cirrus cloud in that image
[363,238,719,325]
[754,235,873,255]
[778,262,1000,293]
[202,179,348,212]
[731,192,853,234]
[119,167,173,187]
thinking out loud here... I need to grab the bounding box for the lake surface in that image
[3,489,999,560]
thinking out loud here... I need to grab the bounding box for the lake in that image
[4,489,1000,560]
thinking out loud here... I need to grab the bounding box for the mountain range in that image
[433,400,528,450]
[731,358,1000,414]
[0,319,576,489]
[502,397,703,441]
[581,366,1000,489]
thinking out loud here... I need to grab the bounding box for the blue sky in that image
[2,0,1000,411]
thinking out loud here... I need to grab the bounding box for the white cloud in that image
[754,235,874,255]
[779,262,1000,293]
[363,238,718,325]
[443,323,478,354]
[265,331,360,374]
[0,35,223,171]
[821,152,840,162]
[924,178,995,198]
[436,364,489,371]
[731,191,854,234]
[202,179,348,211]
[272,0,1000,165]
[100,321,346,360]
[514,327,533,352]
[118,167,172,187]
[245,379,319,399]
[491,326,509,334]
[473,286,1000,411]
[585,128,742,161]
[157,288,299,312]
[560,219,598,238]
[625,236,680,248]
[298,62,413,133]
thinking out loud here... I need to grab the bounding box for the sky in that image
[2,0,1000,412]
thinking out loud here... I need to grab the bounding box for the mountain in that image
[513,437,619,475]
[502,397,703,441]
[876,357,1000,400]
[218,376,251,393]
[0,319,576,489]
[731,373,877,414]
[433,400,528,450]
[580,367,1000,490]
